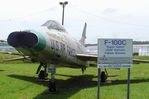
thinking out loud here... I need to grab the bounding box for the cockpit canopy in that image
[42,20,66,32]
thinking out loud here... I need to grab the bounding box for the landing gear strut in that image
[36,62,48,80]
[36,63,57,92]
[48,64,57,92]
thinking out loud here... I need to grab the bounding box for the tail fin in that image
[79,22,87,45]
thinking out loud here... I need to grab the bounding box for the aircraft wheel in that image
[101,71,107,82]
[38,70,48,79]
[48,81,56,92]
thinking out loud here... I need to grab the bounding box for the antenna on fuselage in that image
[79,22,87,45]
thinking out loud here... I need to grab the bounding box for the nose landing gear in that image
[36,63,57,92]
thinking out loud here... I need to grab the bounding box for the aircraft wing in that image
[1,56,30,62]
[0,51,20,55]
[133,59,149,63]
[76,54,149,63]
[76,54,97,61]
[0,51,31,62]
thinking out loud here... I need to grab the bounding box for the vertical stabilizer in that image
[79,22,87,45]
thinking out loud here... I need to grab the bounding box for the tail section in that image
[79,22,87,45]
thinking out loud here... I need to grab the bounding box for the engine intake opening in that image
[7,31,38,48]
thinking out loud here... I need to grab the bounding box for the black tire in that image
[48,81,56,92]
[39,70,47,79]
[101,71,107,82]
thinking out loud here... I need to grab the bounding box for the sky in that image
[0,0,149,43]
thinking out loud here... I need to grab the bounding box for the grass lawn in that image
[0,63,149,99]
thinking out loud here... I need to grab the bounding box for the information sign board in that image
[98,39,133,68]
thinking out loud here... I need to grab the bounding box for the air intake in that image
[7,31,38,48]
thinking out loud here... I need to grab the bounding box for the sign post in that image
[127,68,131,99]
[97,39,133,99]
[97,68,101,99]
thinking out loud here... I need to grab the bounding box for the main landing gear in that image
[36,63,57,92]
[100,69,108,82]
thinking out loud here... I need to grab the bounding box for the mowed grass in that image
[0,63,149,99]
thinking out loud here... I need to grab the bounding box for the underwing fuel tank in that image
[7,31,46,55]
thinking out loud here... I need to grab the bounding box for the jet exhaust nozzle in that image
[7,31,38,48]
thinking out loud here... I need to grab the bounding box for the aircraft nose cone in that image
[7,31,38,48]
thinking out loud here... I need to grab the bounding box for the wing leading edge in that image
[76,54,97,61]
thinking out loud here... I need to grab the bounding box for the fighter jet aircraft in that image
[6,20,149,92]
[7,20,97,92]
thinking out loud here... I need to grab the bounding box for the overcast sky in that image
[0,0,149,43]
